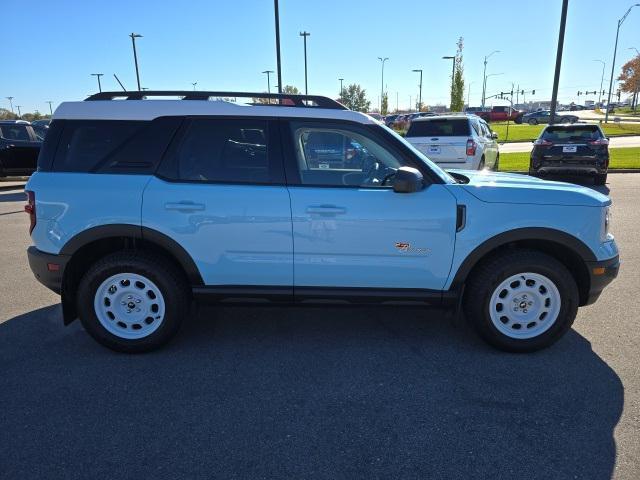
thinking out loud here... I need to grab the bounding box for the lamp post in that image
[549,0,568,125]
[46,101,53,116]
[484,73,504,103]
[481,50,500,108]
[377,57,388,112]
[274,0,283,94]
[412,69,423,111]
[262,70,274,94]
[299,31,310,94]
[605,4,640,122]
[442,56,455,109]
[91,73,104,92]
[16,105,22,118]
[129,33,143,91]
[191,82,197,91]
[5,96,14,114]
[338,78,344,96]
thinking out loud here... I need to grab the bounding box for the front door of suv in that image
[0,124,39,174]
[282,120,458,297]
[143,118,293,292]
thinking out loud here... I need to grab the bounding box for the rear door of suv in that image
[405,118,471,167]
[143,117,293,292]
[0,123,40,175]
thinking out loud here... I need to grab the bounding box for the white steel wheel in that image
[93,272,166,340]
[488,272,561,340]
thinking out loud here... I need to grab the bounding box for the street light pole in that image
[605,4,640,122]
[262,70,274,94]
[412,69,423,111]
[338,78,344,96]
[91,73,104,92]
[274,0,283,94]
[549,0,569,125]
[481,50,500,108]
[442,56,455,109]
[299,31,310,95]
[5,97,14,113]
[377,57,388,112]
[192,82,198,91]
[593,60,606,107]
[129,33,143,91]
[46,101,53,116]
[467,81,475,108]
[16,106,22,118]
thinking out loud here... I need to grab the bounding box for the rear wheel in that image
[493,154,500,171]
[478,157,486,171]
[463,250,579,352]
[77,251,190,353]
[594,173,607,185]
[528,118,538,125]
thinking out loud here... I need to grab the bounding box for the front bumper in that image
[584,255,620,305]
[27,246,69,295]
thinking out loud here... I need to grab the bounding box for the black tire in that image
[493,154,500,171]
[76,250,190,353]
[528,118,538,125]
[594,173,607,185]
[478,157,486,171]
[561,117,571,124]
[463,250,579,352]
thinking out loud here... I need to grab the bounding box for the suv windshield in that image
[406,118,471,137]
[541,125,603,142]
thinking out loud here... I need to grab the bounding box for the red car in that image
[476,106,523,123]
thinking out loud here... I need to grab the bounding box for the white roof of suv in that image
[54,91,376,124]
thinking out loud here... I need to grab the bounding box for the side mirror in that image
[491,132,499,139]
[393,167,424,193]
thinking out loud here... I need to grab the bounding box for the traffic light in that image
[531,90,535,95]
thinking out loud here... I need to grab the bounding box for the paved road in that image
[1,176,639,479]
[500,134,640,153]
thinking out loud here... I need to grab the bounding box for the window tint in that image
[406,119,471,137]
[0,124,30,141]
[175,119,270,183]
[480,122,491,137]
[54,121,145,172]
[471,121,481,136]
[291,123,407,187]
[542,126,603,142]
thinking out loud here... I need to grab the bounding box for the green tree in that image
[451,37,465,112]
[0,108,18,120]
[339,84,371,112]
[282,85,300,94]
[381,92,389,115]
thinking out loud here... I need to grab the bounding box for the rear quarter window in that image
[406,119,471,137]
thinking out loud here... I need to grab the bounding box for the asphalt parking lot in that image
[1,175,638,480]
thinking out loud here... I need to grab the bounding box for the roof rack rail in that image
[84,91,347,110]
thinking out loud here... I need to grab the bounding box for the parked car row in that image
[0,120,44,177]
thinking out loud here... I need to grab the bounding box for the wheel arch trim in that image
[449,227,596,290]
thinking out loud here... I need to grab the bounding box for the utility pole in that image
[412,69,423,111]
[46,101,53,116]
[6,96,14,113]
[274,0,283,94]
[467,81,474,108]
[299,31,310,95]
[129,33,143,91]
[605,4,639,122]
[377,57,388,112]
[263,70,274,94]
[91,73,104,92]
[338,78,344,96]
[442,55,456,109]
[549,0,569,125]
[16,105,22,118]
[481,50,500,108]
[396,91,399,112]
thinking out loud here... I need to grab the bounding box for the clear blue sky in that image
[2,0,639,114]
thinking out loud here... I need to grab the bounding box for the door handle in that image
[164,201,206,212]
[306,205,347,215]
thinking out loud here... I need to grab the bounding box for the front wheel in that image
[77,251,190,353]
[463,250,579,352]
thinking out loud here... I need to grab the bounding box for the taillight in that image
[466,139,477,156]
[533,138,553,147]
[588,138,609,146]
[24,190,36,235]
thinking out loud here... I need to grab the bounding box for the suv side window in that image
[168,118,275,184]
[480,122,492,138]
[289,122,408,188]
[471,120,481,136]
[0,124,30,142]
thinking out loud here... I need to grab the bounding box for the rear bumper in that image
[534,165,607,175]
[27,246,68,295]
[584,255,619,305]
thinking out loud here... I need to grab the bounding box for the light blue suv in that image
[25,91,619,353]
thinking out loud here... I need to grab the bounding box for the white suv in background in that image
[405,114,499,171]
